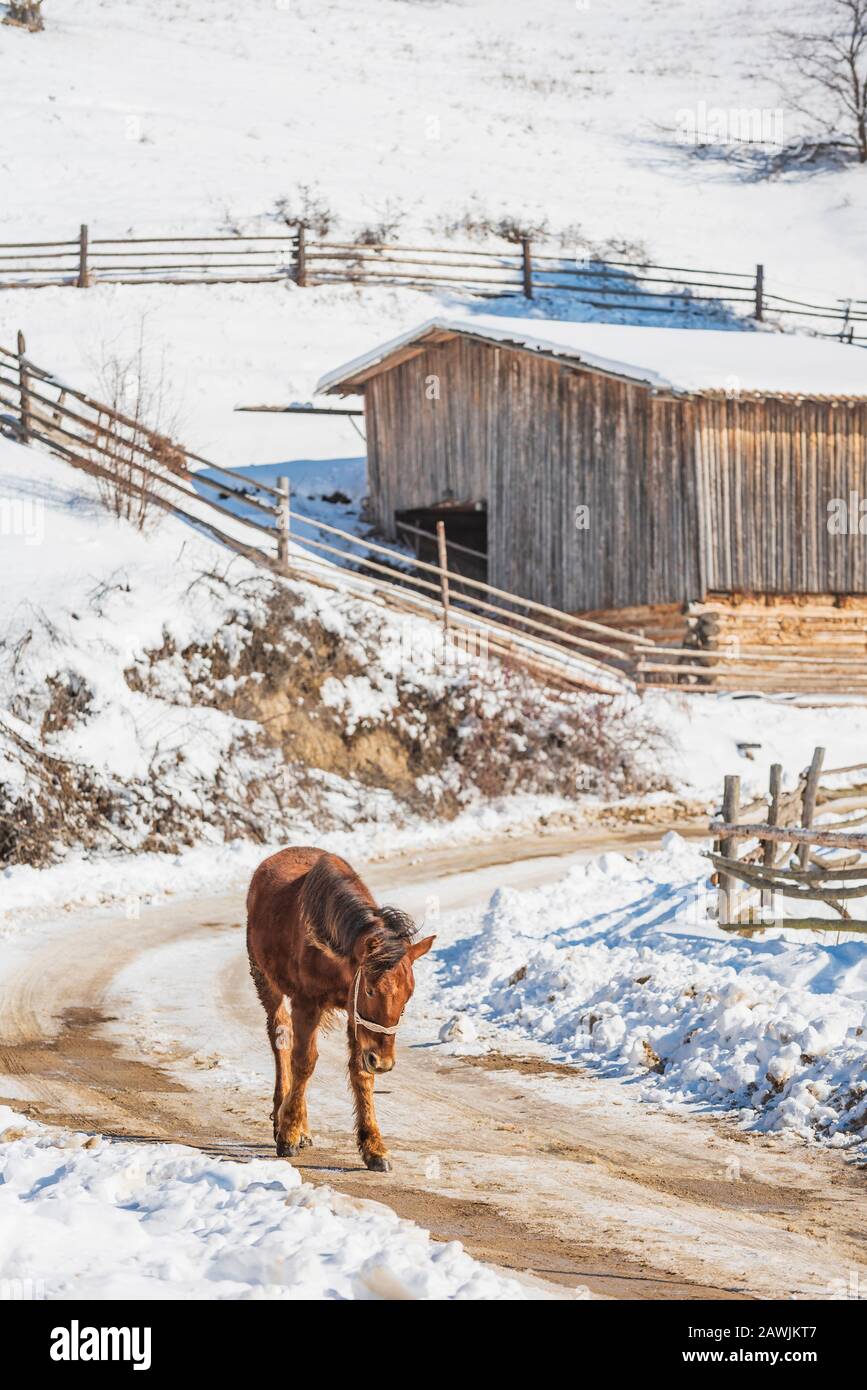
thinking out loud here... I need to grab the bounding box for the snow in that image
[318,316,867,398]
[1,0,866,310]
[427,835,867,1156]
[0,1107,531,1300]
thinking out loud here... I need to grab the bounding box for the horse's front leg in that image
[347,1024,391,1172]
[275,1001,320,1158]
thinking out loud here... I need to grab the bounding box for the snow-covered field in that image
[431,834,867,1158]
[0,1107,534,1300]
[0,0,863,305]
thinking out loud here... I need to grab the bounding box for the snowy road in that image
[1,824,864,1301]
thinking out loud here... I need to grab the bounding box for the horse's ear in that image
[408,934,436,962]
[359,932,383,962]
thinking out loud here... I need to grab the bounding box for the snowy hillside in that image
[0,0,862,302]
[0,434,677,904]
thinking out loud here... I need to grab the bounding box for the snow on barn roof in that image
[317,316,867,399]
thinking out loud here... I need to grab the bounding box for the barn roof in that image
[317,316,867,399]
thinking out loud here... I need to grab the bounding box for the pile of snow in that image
[0,1108,530,1300]
[430,835,867,1154]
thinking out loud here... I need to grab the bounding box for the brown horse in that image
[246,846,435,1171]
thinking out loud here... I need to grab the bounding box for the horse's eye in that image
[366,987,374,998]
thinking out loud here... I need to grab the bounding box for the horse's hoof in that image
[364,1153,391,1172]
[298,1133,314,1149]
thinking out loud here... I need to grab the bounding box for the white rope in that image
[351,966,402,1039]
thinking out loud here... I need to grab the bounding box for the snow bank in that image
[432,837,867,1154]
[0,1108,529,1300]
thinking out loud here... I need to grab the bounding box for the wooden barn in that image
[318,318,867,670]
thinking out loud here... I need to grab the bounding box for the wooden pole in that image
[17,329,30,443]
[754,263,764,321]
[436,519,450,632]
[295,225,307,287]
[718,774,741,924]
[798,746,825,868]
[761,762,782,921]
[77,224,90,288]
[277,476,290,566]
[521,237,534,299]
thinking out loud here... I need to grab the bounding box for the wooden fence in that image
[708,746,867,935]
[0,336,654,697]
[1,225,865,343]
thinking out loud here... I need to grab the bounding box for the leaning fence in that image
[708,747,867,936]
[1,224,865,343]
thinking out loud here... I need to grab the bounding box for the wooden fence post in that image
[295,225,307,288]
[77,224,90,288]
[436,519,450,633]
[760,762,782,923]
[277,477,290,566]
[17,330,31,443]
[798,746,825,868]
[521,237,534,299]
[718,773,741,924]
[754,263,764,321]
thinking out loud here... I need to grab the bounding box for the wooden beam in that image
[710,822,867,851]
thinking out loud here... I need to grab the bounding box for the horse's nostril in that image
[366,1051,378,1071]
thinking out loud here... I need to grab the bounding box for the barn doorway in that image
[394,502,488,584]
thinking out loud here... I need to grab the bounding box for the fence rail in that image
[1,225,865,342]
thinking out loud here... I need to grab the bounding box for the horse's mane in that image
[300,855,416,979]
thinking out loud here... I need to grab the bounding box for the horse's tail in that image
[300,853,377,960]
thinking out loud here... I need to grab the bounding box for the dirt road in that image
[1,823,864,1300]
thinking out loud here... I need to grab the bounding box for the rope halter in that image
[351,965,403,1040]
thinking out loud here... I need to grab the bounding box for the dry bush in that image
[274,184,335,236]
[3,2,44,32]
[87,327,184,531]
[435,207,551,244]
[355,199,405,245]
[415,667,669,805]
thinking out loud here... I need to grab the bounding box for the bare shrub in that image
[355,199,405,245]
[87,326,184,531]
[436,207,551,244]
[275,184,335,236]
[776,0,867,163]
[423,668,669,804]
[3,2,44,32]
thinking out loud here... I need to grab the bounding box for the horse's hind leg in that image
[275,1000,321,1158]
[250,964,292,1143]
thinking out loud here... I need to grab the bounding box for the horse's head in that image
[351,929,436,1074]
